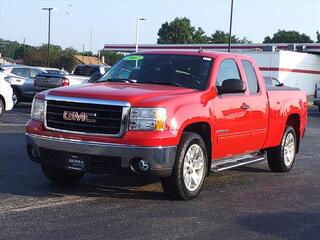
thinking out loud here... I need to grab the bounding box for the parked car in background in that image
[73,64,110,77]
[314,82,320,112]
[34,64,110,93]
[0,76,14,117]
[263,76,283,86]
[0,65,47,105]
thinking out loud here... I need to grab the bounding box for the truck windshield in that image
[99,54,213,90]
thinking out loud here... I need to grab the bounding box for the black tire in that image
[318,106,320,112]
[267,126,297,172]
[0,98,4,118]
[161,132,208,200]
[12,89,20,106]
[41,164,84,184]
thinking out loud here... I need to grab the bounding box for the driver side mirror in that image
[218,79,246,95]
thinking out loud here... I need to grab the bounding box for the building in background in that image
[74,54,105,65]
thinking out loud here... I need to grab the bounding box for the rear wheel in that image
[267,126,297,172]
[0,98,4,118]
[161,132,208,200]
[41,164,84,184]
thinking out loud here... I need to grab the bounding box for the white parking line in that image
[0,124,26,127]
[0,196,98,215]
[5,112,30,116]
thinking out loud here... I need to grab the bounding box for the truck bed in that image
[264,86,307,148]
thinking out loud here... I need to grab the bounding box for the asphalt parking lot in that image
[0,104,320,240]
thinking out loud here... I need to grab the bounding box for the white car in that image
[0,74,14,117]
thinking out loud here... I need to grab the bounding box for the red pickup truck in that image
[26,51,307,200]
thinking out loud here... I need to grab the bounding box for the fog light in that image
[138,159,150,172]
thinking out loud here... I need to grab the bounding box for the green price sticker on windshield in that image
[124,55,144,61]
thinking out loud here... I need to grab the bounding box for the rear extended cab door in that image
[211,56,269,159]
[238,57,269,151]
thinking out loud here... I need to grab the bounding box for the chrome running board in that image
[211,153,265,172]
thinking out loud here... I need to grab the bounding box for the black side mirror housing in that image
[218,79,246,94]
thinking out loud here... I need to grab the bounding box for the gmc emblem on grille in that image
[63,111,97,123]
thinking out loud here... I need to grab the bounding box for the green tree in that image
[82,51,93,56]
[0,39,22,58]
[57,48,78,72]
[157,17,208,44]
[209,30,252,44]
[263,30,313,43]
[316,31,320,43]
[100,50,124,66]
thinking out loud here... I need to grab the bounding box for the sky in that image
[0,0,320,53]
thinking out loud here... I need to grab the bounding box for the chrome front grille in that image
[44,96,130,137]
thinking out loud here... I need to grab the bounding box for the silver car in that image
[0,65,47,105]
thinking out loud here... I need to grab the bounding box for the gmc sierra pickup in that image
[26,51,307,200]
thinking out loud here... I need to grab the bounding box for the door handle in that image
[240,103,250,110]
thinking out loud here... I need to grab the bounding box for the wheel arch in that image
[182,121,212,175]
[286,113,300,153]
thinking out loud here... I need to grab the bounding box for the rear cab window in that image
[241,60,259,93]
[74,66,100,76]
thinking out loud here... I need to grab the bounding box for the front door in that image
[212,59,252,159]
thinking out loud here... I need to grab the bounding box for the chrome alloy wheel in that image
[284,132,295,167]
[183,144,205,192]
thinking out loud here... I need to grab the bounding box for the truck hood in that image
[46,82,196,105]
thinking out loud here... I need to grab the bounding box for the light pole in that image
[228,0,234,53]
[135,17,146,52]
[42,7,56,67]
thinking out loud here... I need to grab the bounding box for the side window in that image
[216,59,241,87]
[241,60,259,93]
[11,68,31,78]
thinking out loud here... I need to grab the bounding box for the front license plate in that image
[67,156,85,171]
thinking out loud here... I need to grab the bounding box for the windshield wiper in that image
[99,78,136,83]
[142,81,184,88]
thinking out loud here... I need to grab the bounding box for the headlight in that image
[31,98,45,121]
[129,108,166,131]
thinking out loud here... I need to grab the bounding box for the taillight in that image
[62,77,70,86]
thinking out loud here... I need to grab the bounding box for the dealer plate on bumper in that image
[67,156,85,171]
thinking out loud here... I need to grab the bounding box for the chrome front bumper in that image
[26,133,177,177]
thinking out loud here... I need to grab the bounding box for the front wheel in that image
[41,164,84,184]
[267,126,297,172]
[161,132,208,200]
